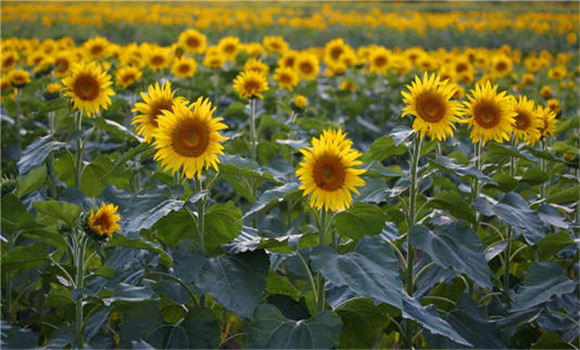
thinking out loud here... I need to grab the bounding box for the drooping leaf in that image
[223,227,313,254]
[426,191,475,224]
[80,155,133,197]
[108,234,173,268]
[104,283,158,305]
[531,332,575,349]
[17,134,66,175]
[361,135,406,162]
[251,304,342,349]
[204,201,243,253]
[538,232,576,260]
[335,297,388,349]
[16,166,47,196]
[547,185,580,204]
[511,261,576,312]
[310,235,403,309]
[333,202,387,241]
[118,302,163,345]
[1,243,49,272]
[33,200,81,227]
[242,182,300,219]
[429,156,497,186]
[146,325,188,349]
[409,222,492,288]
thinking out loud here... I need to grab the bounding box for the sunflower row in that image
[2,2,578,38]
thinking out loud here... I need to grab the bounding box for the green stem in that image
[196,177,206,254]
[74,232,87,349]
[296,251,318,312]
[249,97,258,194]
[540,138,546,200]
[472,140,483,231]
[316,209,329,313]
[5,235,15,323]
[74,111,84,190]
[504,138,517,299]
[47,111,58,198]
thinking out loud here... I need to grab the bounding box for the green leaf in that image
[532,332,575,349]
[0,323,37,349]
[146,326,188,349]
[195,250,269,319]
[335,298,388,349]
[38,97,69,115]
[488,143,533,161]
[223,228,313,254]
[17,134,66,175]
[81,155,132,197]
[219,154,277,183]
[108,235,173,268]
[547,185,580,204]
[21,224,68,252]
[242,182,300,220]
[538,232,575,260]
[251,304,342,349]
[310,235,403,308]
[94,117,142,141]
[180,307,221,349]
[361,135,406,162]
[521,169,549,185]
[410,222,492,288]
[430,156,496,186]
[1,194,35,235]
[1,243,48,272]
[16,166,47,196]
[118,302,163,345]
[333,202,387,241]
[33,200,81,227]
[204,201,243,253]
[511,261,576,312]
[492,172,518,192]
[153,209,195,249]
[123,199,184,234]
[105,283,158,304]
[426,191,475,224]
[474,192,546,244]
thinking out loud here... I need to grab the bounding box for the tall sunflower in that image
[178,29,207,54]
[296,129,366,212]
[263,36,289,54]
[62,61,114,117]
[1,50,18,71]
[83,36,110,60]
[218,37,240,61]
[233,70,269,100]
[153,97,228,179]
[463,82,516,145]
[511,95,542,145]
[132,81,184,142]
[243,58,269,75]
[8,69,31,87]
[87,202,121,239]
[368,47,390,75]
[401,73,463,141]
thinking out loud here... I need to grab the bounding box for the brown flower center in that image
[224,44,236,54]
[514,110,531,131]
[299,62,313,74]
[456,62,468,73]
[151,55,165,66]
[313,155,346,191]
[330,47,343,60]
[178,63,191,74]
[244,79,261,94]
[416,93,446,123]
[496,61,507,72]
[149,98,173,128]
[172,119,210,157]
[474,100,501,129]
[374,56,387,67]
[186,36,200,48]
[3,56,14,68]
[72,74,100,101]
[55,58,69,74]
[90,45,104,56]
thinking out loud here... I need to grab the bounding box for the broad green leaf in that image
[333,202,387,240]
[537,204,569,229]
[335,297,388,349]
[310,235,403,308]
[16,166,46,196]
[538,232,575,260]
[33,200,81,227]
[122,199,184,234]
[17,134,66,175]
[195,250,269,319]
[488,143,533,161]
[423,293,504,349]
[511,261,576,312]
[204,201,243,253]
[521,169,549,185]
[21,224,68,252]
[180,307,221,349]
[37,97,69,115]
[47,326,73,349]
[353,177,389,204]
[146,325,188,349]
[251,304,342,349]
[153,209,195,249]
[492,172,518,192]
[242,182,300,220]
[94,117,142,141]
[0,323,37,349]
[81,155,132,197]
[361,135,406,162]
[219,154,277,183]
[547,185,580,204]
[104,283,158,304]
[426,191,475,224]
[429,156,497,186]
[474,192,546,244]
[118,302,163,345]
[108,235,173,268]
[410,222,492,288]
[1,194,35,235]
[223,228,314,254]
[532,332,575,349]
[1,243,48,272]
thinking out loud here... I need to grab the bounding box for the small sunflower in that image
[540,85,552,99]
[62,61,114,117]
[202,53,225,69]
[146,47,171,71]
[46,83,63,94]
[296,53,319,81]
[278,50,299,69]
[548,65,567,80]
[463,82,516,145]
[547,98,561,114]
[324,38,347,65]
[153,97,228,179]
[243,58,269,76]
[536,105,558,139]
[263,36,289,54]
[401,73,463,141]
[83,37,110,60]
[273,66,299,91]
[368,47,390,74]
[171,56,197,79]
[293,95,307,109]
[490,55,512,78]
[52,51,75,77]
[178,29,207,54]
[218,37,240,61]
[511,95,541,144]
[340,80,356,91]
[1,51,18,71]
[132,81,184,142]
[115,66,142,89]
[8,69,31,87]
[87,202,121,239]
[296,129,366,212]
[233,70,269,100]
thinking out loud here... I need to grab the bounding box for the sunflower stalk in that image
[504,138,517,299]
[73,230,88,349]
[315,209,331,313]
[196,177,206,254]
[4,234,15,324]
[73,110,85,190]
[472,140,483,230]
[47,111,58,198]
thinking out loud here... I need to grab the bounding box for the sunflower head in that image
[132,81,185,142]
[511,95,541,144]
[296,53,319,81]
[115,66,142,90]
[233,70,269,100]
[202,52,226,69]
[273,66,299,91]
[324,38,347,64]
[243,58,269,76]
[62,61,114,117]
[218,37,240,60]
[293,95,307,109]
[541,85,552,99]
[547,98,561,114]
[83,37,110,60]
[87,202,121,240]
[401,73,464,141]
[490,55,512,78]
[368,47,390,74]
[296,129,366,212]
[278,50,299,69]
[46,82,63,95]
[536,105,558,138]
[8,69,31,87]
[171,57,198,79]
[153,97,228,179]
[178,29,207,54]
[146,47,171,71]
[52,51,76,77]
[1,50,18,71]
[463,81,517,145]
[263,36,289,54]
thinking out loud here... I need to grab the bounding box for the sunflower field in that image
[1,2,579,349]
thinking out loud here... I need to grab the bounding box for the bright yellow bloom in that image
[233,70,269,100]
[368,47,390,74]
[218,36,240,60]
[202,52,225,69]
[540,85,552,99]
[115,66,142,89]
[8,69,31,87]
[88,202,121,238]
[153,97,228,179]
[178,29,207,54]
[340,80,356,91]
[146,47,171,71]
[536,105,558,138]
[296,53,319,81]
[490,55,512,78]
[243,58,269,75]
[52,51,76,77]
[548,65,567,80]
[463,82,516,145]
[296,129,366,212]
[62,61,114,117]
[511,95,541,145]
[521,73,534,85]
[278,50,300,69]
[171,56,197,79]
[273,66,299,91]
[263,36,289,53]
[547,98,561,114]
[47,83,63,94]
[402,73,463,141]
[294,95,307,109]
[1,51,18,71]
[132,81,185,142]
[83,36,110,60]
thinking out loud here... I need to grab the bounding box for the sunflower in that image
[340,80,356,91]
[511,95,541,144]
[490,55,512,78]
[540,85,552,99]
[521,73,534,85]
[47,83,63,94]
[27,51,47,68]
[153,97,228,179]
[83,36,110,60]
[324,38,347,65]
[52,51,75,77]
[1,50,18,71]
[8,69,31,87]
[202,52,225,69]
[132,81,184,142]
[548,65,567,80]
[463,82,516,145]
[218,36,240,61]
[273,66,299,91]
[178,29,207,54]
[295,129,366,212]
[547,98,561,114]
[401,73,463,141]
[243,58,269,75]
[536,105,558,138]
[296,53,319,81]
[146,47,171,71]
[263,36,289,54]
[33,55,53,74]
[233,70,269,100]
[62,61,114,117]
[293,95,307,109]
[171,56,197,79]
[278,50,299,69]
[115,66,142,89]
[88,202,121,239]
